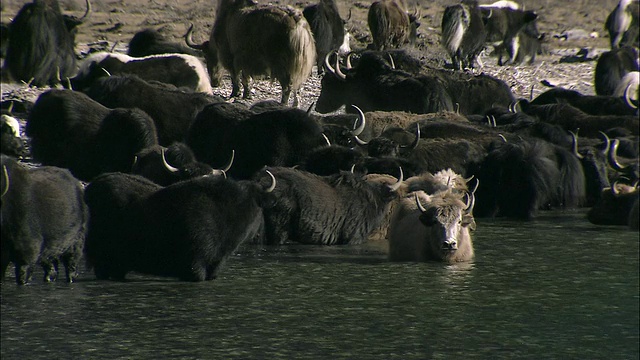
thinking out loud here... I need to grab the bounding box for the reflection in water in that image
[1,210,638,359]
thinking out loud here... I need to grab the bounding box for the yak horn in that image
[611,181,621,197]
[322,133,331,146]
[598,131,610,155]
[624,83,638,109]
[509,100,520,113]
[468,178,480,194]
[265,170,276,193]
[498,134,508,142]
[388,167,404,192]
[161,148,179,173]
[608,139,627,171]
[324,52,346,80]
[354,135,368,146]
[568,130,584,159]
[351,105,366,136]
[401,124,420,150]
[464,192,476,213]
[221,150,234,172]
[1,165,8,197]
[306,102,315,114]
[529,84,535,101]
[346,53,353,70]
[350,164,356,173]
[185,24,205,50]
[335,53,347,80]
[80,0,92,22]
[415,192,427,213]
[387,53,396,69]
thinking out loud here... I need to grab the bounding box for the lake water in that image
[1,209,638,360]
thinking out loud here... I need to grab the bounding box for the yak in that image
[81,75,223,145]
[1,155,88,285]
[605,0,639,49]
[187,106,328,179]
[257,166,402,245]
[388,189,475,262]
[367,0,420,50]
[4,0,91,87]
[26,89,158,181]
[70,52,213,94]
[441,0,487,69]
[317,52,453,114]
[131,143,233,186]
[128,28,201,57]
[594,47,639,96]
[303,0,351,75]
[84,170,276,281]
[186,0,315,106]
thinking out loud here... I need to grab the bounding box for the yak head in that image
[415,190,475,260]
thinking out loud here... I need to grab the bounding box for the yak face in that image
[416,191,475,258]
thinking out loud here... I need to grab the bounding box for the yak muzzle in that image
[442,240,458,251]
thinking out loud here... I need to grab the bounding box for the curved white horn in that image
[388,167,404,192]
[401,124,420,150]
[354,135,368,146]
[351,105,366,136]
[334,53,347,80]
[415,192,427,213]
[265,170,276,193]
[624,83,638,109]
[608,139,627,171]
[322,133,331,146]
[221,149,235,172]
[1,165,9,197]
[161,148,179,173]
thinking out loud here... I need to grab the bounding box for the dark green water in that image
[2,210,638,359]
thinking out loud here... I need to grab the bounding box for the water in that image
[2,210,638,359]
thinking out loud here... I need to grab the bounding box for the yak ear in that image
[461,214,476,230]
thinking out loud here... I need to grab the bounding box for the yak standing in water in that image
[1,155,88,285]
[4,0,91,87]
[388,188,476,263]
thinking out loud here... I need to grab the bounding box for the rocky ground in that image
[0,0,620,123]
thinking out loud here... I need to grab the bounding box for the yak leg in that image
[281,83,292,106]
[229,69,242,99]
[61,252,80,283]
[1,249,9,283]
[205,262,221,281]
[41,257,58,282]
[241,74,252,99]
[15,262,33,285]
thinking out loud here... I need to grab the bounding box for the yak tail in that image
[441,5,469,55]
[288,16,316,91]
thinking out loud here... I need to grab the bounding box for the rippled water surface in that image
[2,210,638,359]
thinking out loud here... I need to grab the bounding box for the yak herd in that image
[0,0,638,284]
